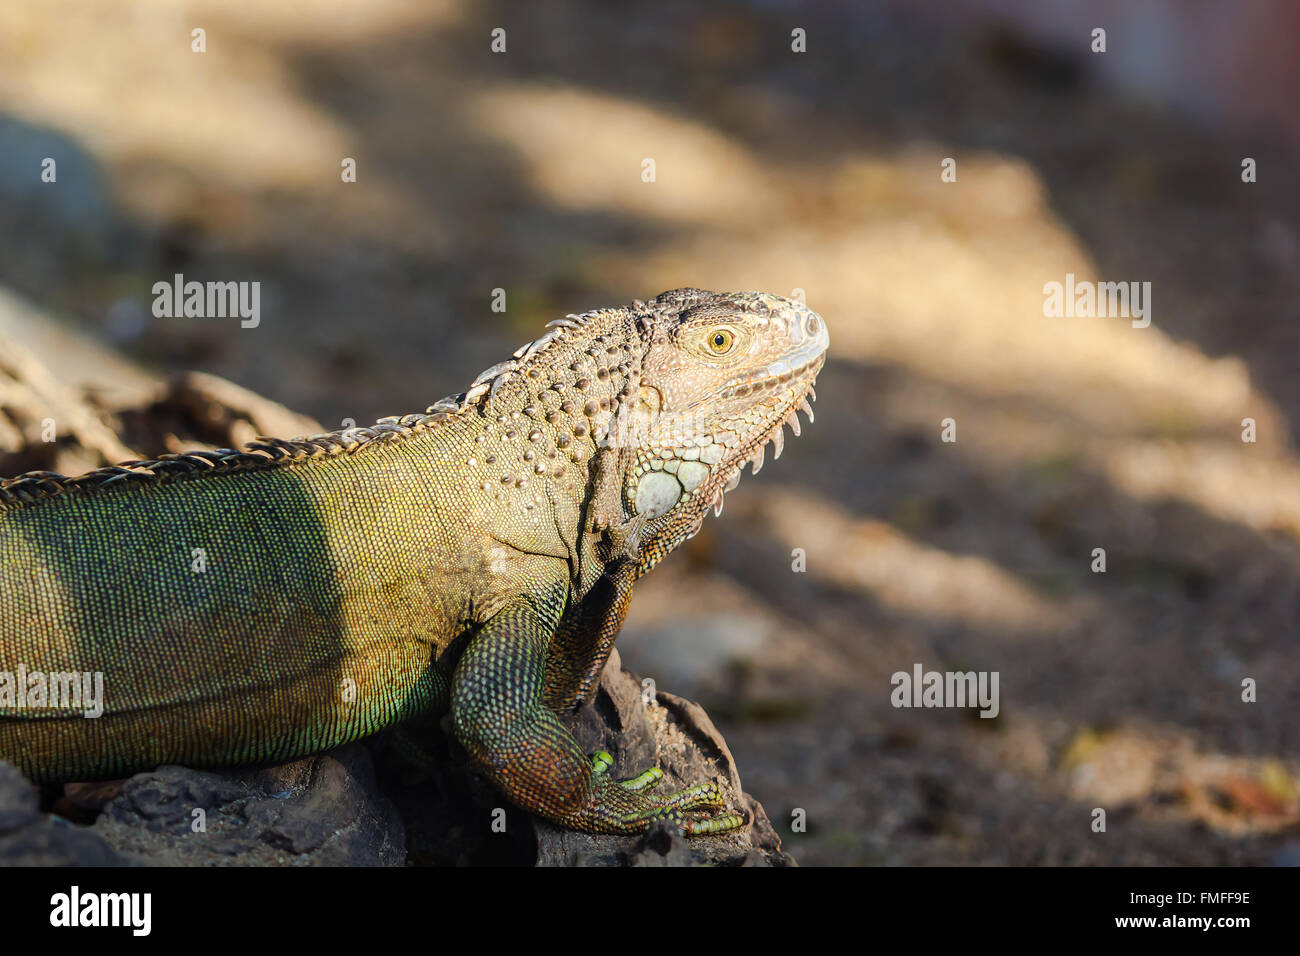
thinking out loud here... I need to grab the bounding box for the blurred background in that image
[1,0,1298,864]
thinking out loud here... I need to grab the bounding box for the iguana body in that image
[0,289,827,834]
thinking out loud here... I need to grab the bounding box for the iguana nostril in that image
[807,314,820,336]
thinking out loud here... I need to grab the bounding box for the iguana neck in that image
[450,307,646,591]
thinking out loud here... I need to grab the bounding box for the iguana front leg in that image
[450,588,741,834]
[540,441,645,714]
[542,561,636,714]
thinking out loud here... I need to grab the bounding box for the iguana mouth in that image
[627,353,823,521]
[711,355,824,515]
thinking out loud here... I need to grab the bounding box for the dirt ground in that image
[1,1,1298,865]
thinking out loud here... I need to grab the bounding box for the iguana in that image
[0,289,827,835]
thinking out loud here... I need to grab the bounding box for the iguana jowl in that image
[0,289,828,834]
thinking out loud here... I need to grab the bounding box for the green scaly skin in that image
[0,289,828,835]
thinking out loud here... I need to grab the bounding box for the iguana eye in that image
[707,329,734,354]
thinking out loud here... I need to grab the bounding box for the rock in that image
[0,761,124,866]
[91,744,405,866]
[0,761,40,832]
[56,781,125,819]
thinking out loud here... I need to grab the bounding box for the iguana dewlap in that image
[0,289,828,834]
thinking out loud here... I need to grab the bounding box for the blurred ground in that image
[1,0,1298,865]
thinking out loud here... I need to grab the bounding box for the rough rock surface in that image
[0,760,123,866]
[4,747,409,867]
[90,745,405,867]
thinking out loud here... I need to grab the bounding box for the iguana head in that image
[616,288,829,570]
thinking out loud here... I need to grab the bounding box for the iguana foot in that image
[583,750,750,835]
